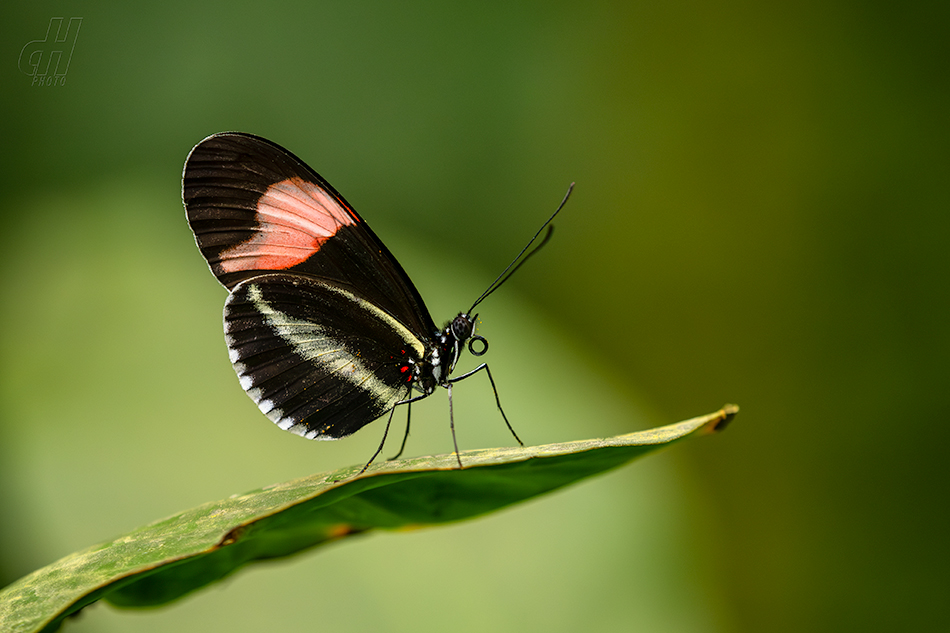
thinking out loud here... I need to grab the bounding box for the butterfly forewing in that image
[183,132,437,340]
[224,274,427,439]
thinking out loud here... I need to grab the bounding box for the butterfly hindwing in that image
[183,132,437,340]
[224,273,426,439]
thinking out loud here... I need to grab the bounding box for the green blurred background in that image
[1,2,947,631]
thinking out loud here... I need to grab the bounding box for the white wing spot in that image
[288,425,309,438]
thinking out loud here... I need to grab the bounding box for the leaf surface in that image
[0,405,737,633]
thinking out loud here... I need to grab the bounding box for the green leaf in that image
[0,405,736,633]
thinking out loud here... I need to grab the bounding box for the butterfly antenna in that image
[469,183,574,313]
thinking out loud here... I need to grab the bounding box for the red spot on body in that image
[217,177,356,274]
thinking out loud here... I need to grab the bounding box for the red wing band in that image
[217,177,356,276]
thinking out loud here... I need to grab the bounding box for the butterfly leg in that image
[447,382,463,468]
[357,405,400,475]
[387,402,412,461]
[448,363,524,447]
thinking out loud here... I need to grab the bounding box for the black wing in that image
[224,274,427,439]
[183,132,437,340]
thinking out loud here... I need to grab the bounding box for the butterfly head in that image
[447,312,488,363]
[419,313,488,391]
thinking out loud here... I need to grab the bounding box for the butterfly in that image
[182,132,571,473]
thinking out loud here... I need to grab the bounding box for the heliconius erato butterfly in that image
[183,132,571,473]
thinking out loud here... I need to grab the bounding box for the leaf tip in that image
[703,404,739,434]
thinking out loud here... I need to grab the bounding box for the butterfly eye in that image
[468,335,488,356]
[451,314,474,340]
